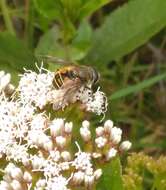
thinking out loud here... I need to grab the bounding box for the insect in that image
[54,65,100,89]
[38,55,102,111]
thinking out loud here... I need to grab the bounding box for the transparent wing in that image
[37,55,73,65]
[52,78,82,110]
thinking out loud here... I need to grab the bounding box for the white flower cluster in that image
[0,67,131,190]
[80,120,132,160]
[18,67,55,109]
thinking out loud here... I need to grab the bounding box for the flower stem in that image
[0,0,15,35]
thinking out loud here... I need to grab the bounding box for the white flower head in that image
[46,175,69,190]
[77,87,108,117]
[72,142,93,173]
[18,65,54,109]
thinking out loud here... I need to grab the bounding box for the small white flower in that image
[50,118,64,137]
[23,171,32,183]
[95,126,104,136]
[80,126,91,142]
[55,136,66,148]
[64,122,73,134]
[0,71,13,94]
[119,141,132,151]
[72,171,85,185]
[11,179,22,190]
[49,150,61,162]
[84,175,95,187]
[110,127,122,144]
[95,137,107,148]
[72,144,92,172]
[84,88,108,116]
[10,167,23,181]
[94,169,102,180]
[106,148,117,160]
[82,120,90,128]
[104,120,113,133]
[0,180,12,189]
[46,175,69,190]
[36,179,46,188]
[61,151,71,161]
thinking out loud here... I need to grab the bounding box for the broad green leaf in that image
[35,21,92,62]
[35,26,69,61]
[71,20,92,60]
[0,32,36,71]
[79,0,110,20]
[85,0,166,65]
[35,26,60,56]
[60,0,82,22]
[110,72,166,101]
[97,157,123,190]
[33,0,63,20]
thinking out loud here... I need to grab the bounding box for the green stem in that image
[24,0,34,48]
[0,0,15,35]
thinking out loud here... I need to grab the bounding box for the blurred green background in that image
[0,0,166,158]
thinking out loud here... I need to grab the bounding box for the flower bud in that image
[50,119,64,137]
[0,73,11,90]
[82,120,90,128]
[56,136,66,148]
[10,168,23,181]
[0,181,12,190]
[95,127,104,136]
[80,127,91,142]
[94,169,102,180]
[106,148,117,160]
[36,179,46,187]
[72,171,85,185]
[104,120,113,133]
[10,180,22,190]
[61,151,71,161]
[119,141,132,151]
[110,127,122,144]
[64,122,73,133]
[43,140,53,151]
[84,175,95,187]
[92,152,102,159]
[5,163,16,175]
[23,171,32,183]
[95,137,107,148]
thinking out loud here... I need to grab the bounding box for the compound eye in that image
[68,70,77,79]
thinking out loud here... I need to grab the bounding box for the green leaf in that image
[85,0,166,65]
[97,157,124,190]
[71,20,92,60]
[79,0,110,20]
[35,21,92,62]
[35,26,61,56]
[33,0,63,20]
[110,72,166,101]
[0,32,36,71]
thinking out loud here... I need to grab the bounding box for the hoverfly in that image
[39,55,105,112]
